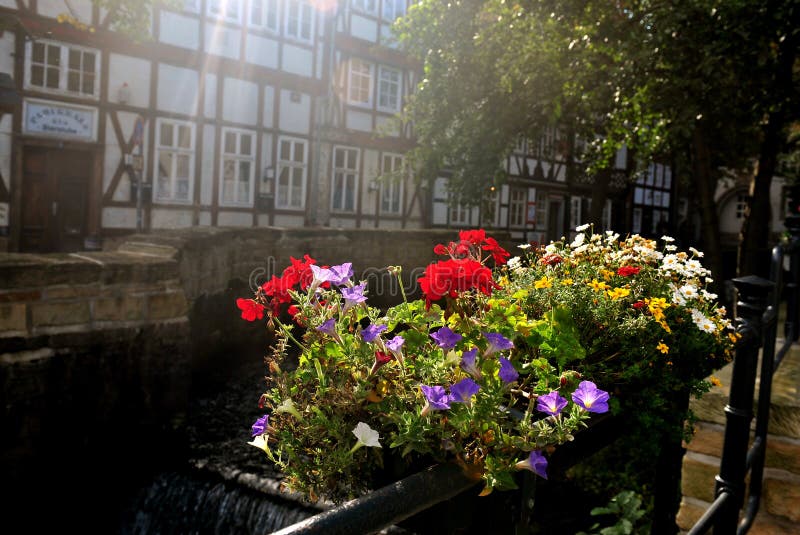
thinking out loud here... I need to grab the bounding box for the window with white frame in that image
[27,40,99,98]
[482,187,499,227]
[348,59,373,106]
[155,119,195,203]
[535,196,548,229]
[276,137,307,209]
[207,0,242,23]
[331,146,359,212]
[509,188,526,227]
[220,128,256,206]
[377,66,401,112]
[450,197,470,225]
[285,0,314,42]
[352,0,377,15]
[382,0,406,20]
[570,195,583,230]
[250,0,279,31]
[735,194,748,219]
[601,199,612,230]
[380,154,404,215]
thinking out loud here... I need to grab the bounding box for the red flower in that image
[236,298,265,321]
[540,253,563,266]
[287,304,301,318]
[433,243,449,255]
[632,301,646,310]
[617,266,641,277]
[419,258,497,308]
[482,237,510,265]
[459,229,486,245]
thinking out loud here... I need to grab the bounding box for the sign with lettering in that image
[23,99,97,141]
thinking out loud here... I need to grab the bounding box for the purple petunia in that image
[460,348,481,379]
[430,326,462,350]
[516,450,548,480]
[341,282,368,311]
[362,323,387,343]
[251,414,269,437]
[420,385,454,415]
[498,357,519,384]
[316,318,337,337]
[328,263,354,286]
[571,381,610,414]
[536,391,568,417]
[450,378,481,404]
[484,332,514,356]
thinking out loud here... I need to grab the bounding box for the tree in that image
[396,0,800,285]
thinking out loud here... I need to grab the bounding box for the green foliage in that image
[577,491,650,535]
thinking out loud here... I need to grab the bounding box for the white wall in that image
[350,15,377,42]
[157,64,199,116]
[151,208,194,228]
[246,34,279,69]
[108,54,151,108]
[281,45,313,77]
[217,211,252,227]
[204,73,217,118]
[278,90,311,134]
[102,207,137,228]
[159,11,200,50]
[200,125,216,205]
[346,110,372,132]
[205,22,241,60]
[222,77,259,126]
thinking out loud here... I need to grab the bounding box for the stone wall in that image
[676,344,800,534]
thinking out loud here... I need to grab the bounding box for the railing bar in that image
[686,492,732,535]
[738,493,761,534]
[744,436,763,471]
[773,338,793,369]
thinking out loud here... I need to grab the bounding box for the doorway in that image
[21,146,92,253]
[547,198,565,242]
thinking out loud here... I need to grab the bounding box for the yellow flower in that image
[710,376,722,387]
[588,279,610,292]
[657,342,669,354]
[659,321,672,333]
[534,276,552,289]
[601,269,615,281]
[607,287,631,300]
[561,278,573,286]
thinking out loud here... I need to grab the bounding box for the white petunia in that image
[350,422,382,453]
[576,223,590,232]
[248,434,269,454]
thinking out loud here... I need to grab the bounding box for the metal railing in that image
[688,212,800,534]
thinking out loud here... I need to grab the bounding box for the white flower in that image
[518,243,531,250]
[689,247,704,258]
[545,243,558,254]
[576,223,590,232]
[664,244,677,252]
[351,422,382,453]
[701,290,718,300]
[570,233,586,248]
[275,398,303,420]
[690,308,716,333]
[507,256,521,270]
[661,235,675,243]
[679,284,699,300]
[248,434,269,454]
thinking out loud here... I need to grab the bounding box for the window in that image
[348,59,373,106]
[377,66,401,112]
[207,0,242,23]
[331,147,359,212]
[382,0,406,20]
[633,163,672,236]
[735,194,748,219]
[276,137,307,209]
[220,128,256,206]
[450,198,469,225]
[27,40,98,98]
[183,0,200,13]
[380,154,404,215]
[570,195,583,230]
[155,119,195,203]
[482,187,499,227]
[535,197,548,229]
[509,188,526,227]
[250,0,279,31]
[352,0,377,15]
[285,0,314,42]
[601,199,612,230]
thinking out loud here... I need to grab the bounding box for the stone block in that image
[0,303,27,332]
[45,284,101,300]
[0,290,41,303]
[147,292,188,320]
[93,296,146,322]
[681,452,719,503]
[763,435,800,475]
[676,496,707,531]
[684,421,725,457]
[30,301,91,327]
[747,511,800,535]
[764,472,800,523]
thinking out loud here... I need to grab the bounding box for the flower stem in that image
[274,316,308,352]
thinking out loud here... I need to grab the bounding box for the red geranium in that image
[236,298,265,321]
[617,266,641,277]
[419,258,497,308]
[482,237,510,265]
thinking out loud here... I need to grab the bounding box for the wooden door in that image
[21,147,92,253]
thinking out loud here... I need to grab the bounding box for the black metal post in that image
[782,187,800,343]
[712,276,773,534]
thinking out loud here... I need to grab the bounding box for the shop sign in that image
[23,99,97,141]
